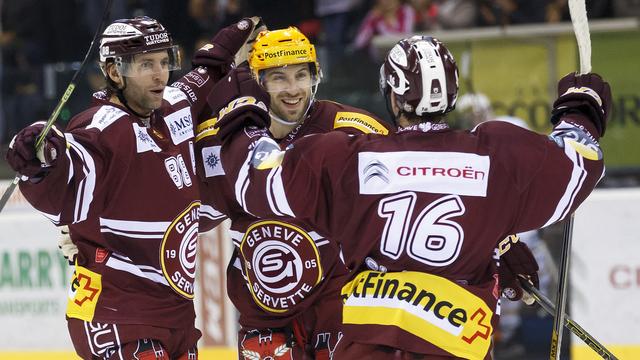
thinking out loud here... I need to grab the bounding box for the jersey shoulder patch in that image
[164,86,189,105]
[87,105,128,132]
[333,111,389,135]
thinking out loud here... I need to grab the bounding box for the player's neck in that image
[270,121,299,139]
[397,115,413,128]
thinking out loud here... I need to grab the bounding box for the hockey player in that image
[195,27,392,359]
[207,35,611,359]
[5,16,264,359]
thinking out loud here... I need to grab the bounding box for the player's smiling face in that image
[262,63,313,124]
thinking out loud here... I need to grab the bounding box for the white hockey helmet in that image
[380,36,459,118]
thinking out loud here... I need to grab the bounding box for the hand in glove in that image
[58,226,78,265]
[6,122,66,179]
[192,17,266,69]
[551,72,612,136]
[498,235,539,305]
[207,65,271,141]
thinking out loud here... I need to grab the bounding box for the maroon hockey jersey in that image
[218,114,604,359]
[18,66,219,329]
[195,99,391,330]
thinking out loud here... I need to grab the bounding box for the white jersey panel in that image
[358,151,490,196]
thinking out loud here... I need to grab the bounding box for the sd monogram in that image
[240,220,323,313]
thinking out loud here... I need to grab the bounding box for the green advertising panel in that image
[451,31,640,168]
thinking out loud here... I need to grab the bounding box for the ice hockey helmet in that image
[98,16,180,75]
[248,27,320,83]
[380,36,459,117]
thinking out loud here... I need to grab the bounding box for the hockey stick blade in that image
[519,278,618,360]
[0,0,114,214]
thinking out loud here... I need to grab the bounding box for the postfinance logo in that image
[263,49,308,59]
[341,271,493,360]
[333,112,389,135]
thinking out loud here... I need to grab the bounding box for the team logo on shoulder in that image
[240,220,322,313]
[161,201,200,299]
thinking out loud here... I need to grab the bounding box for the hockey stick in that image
[550,214,574,359]
[549,1,592,358]
[0,0,114,214]
[519,278,618,359]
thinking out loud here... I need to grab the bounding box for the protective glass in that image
[115,45,181,77]
[258,64,320,93]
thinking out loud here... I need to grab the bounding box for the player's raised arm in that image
[477,72,611,234]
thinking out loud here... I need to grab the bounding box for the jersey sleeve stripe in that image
[229,229,243,247]
[266,167,286,217]
[38,209,61,225]
[66,135,96,224]
[106,254,169,286]
[542,138,588,227]
[267,166,295,217]
[235,151,258,217]
[199,204,227,221]
[100,228,165,239]
[62,141,75,184]
[99,218,171,232]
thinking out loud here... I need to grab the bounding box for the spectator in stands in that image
[315,0,365,77]
[353,0,415,58]
[412,0,477,30]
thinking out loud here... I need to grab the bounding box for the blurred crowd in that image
[0,0,633,145]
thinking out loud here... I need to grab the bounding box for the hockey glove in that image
[551,72,612,136]
[192,17,266,69]
[498,235,539,305]
[58,226,77,265]
[6,122,66,179]
[207,65,271,141]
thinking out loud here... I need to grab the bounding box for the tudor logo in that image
[144,32,169,45]
[363,160,390,184]
[240,220,323,313]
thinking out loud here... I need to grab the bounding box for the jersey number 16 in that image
[378,192,465,267]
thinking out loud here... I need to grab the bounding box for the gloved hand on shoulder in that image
[206,65,271,141]
[192,17,266,69]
